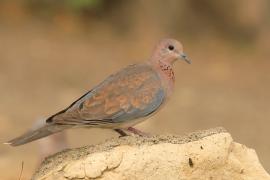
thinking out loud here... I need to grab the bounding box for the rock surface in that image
[33,127,270,180]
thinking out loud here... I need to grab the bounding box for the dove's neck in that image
[148,59,175,97]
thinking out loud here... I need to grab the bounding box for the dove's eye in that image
[168,45,174,51]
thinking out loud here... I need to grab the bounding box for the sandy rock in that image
[33,127,270,180]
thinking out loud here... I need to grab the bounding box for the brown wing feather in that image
[50,64,164,127]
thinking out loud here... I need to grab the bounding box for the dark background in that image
[0,0,269,179]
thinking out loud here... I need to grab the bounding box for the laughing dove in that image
[6,38,191,146]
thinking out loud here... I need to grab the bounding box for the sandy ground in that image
[33,127,269,180]
[0,20,269,179]
[33,127,227,179]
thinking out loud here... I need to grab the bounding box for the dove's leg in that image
[126,127,150,136]
[114,127,150,137]
[114,129,128,137]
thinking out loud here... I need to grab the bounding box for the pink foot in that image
[127,127,150,137]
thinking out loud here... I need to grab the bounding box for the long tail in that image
[4,123,66,146]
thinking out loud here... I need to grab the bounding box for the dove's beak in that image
[180,53,191,64]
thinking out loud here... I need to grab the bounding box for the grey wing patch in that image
[110,88,165,123]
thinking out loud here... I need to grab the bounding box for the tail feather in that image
[4,124,64,146]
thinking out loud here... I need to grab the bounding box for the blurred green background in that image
[0,0,270,179]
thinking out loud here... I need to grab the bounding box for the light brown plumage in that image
[5,38,191,146]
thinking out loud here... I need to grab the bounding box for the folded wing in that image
[47,64,165,127]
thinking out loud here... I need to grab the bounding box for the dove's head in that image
[150,38,191,65]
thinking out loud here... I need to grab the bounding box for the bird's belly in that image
[117,117,147,128]
[102,103,165,129]
[97,116,146,129]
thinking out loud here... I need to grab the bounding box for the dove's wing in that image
[47,64,165,128]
